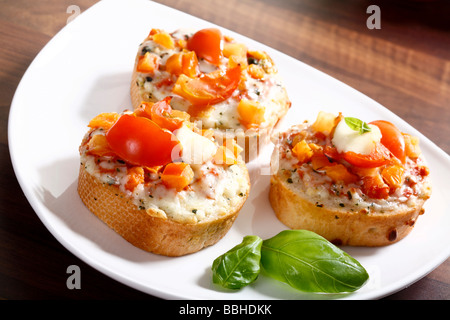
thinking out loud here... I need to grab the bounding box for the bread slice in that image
[77,111,250,256]
[130,28,291,162]
[269,172,429,246]
[269,115,432,246]
[78,161,249,256]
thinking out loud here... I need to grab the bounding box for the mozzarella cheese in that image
[332,120,382,155]
[174,125,218,165]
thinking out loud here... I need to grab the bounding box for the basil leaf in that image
[345,117,371,134]
[261,230,369,293]
[211,235,263,289]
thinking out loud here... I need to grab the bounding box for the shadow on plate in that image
[79,71,134,123]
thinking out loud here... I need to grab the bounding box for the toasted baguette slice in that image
[78,162,249,256]
[269,114,432,246]
[130,28,291,162]
[269,172,429,246]
[78,110,250,256]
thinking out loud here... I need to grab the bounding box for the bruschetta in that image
[77,98,250,256]
[130,28,291,162]
[269,111,432,246]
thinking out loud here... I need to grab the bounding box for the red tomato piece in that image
[323,145,341,162]
[161,162,194,191]
[149,97,183,132]
[135,97,189,132]
[362,174,390,199]
[106,114,180,167]
[136,52,160,73]
[370,120,406,163]
[173,66,241,106]
[343,143,393,168]
[165,51,199,78]
[187,28,223,65]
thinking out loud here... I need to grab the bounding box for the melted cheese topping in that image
[272,123,431,214]
[80,128,249,223]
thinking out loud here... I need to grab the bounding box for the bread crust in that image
[269,172,430,246]
[77,163,250,256]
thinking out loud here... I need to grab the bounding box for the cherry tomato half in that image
[187,28,223,66]
[106,114,180,167]
[343,143,393,168]
[172,66,241,106]
[370,120,406,163]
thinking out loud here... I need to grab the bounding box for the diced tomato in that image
[136,97,188,132]
[227,54,248,70]
[150,98,189,131]
[105,114,180,167]
[381,165,404,189]
[323,145,342,162]
[165,51,199,77]
[403,133,421,158]
[311,152,333,170]
[222,42,247,59]
[237,98,265,128]
[137,52,160,73]
[187,28,223,65]
[152,32,174,49]
[124,167,145,192]
[133,102,152,119]
[361,174,390,199]
[324,164,358,184]
[148,28,163,37]
[172,66,241,106]
[311,111,339,135]
[88,113,120,130]
[86,134,115,157]
[161,162,194,191]
[370,120,406,163]
[291,140,313,163]
[247,64,265,79]
[154,77,174,89]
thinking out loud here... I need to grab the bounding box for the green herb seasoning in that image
[344,117,371,135]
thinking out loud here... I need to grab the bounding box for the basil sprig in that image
[212,235,262,289]
[211,230,369,294]
[344,117,371,134]
[261,230,369,293]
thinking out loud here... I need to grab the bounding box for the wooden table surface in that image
[1,0,449,300]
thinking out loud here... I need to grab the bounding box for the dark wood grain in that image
[0,0,448,300]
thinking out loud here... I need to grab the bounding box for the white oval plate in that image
[8,0,450,300]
